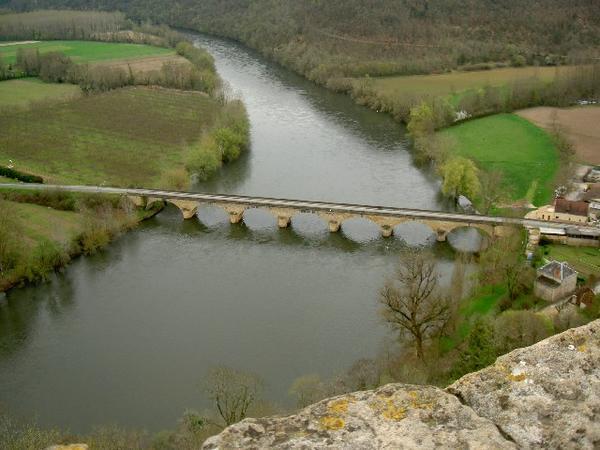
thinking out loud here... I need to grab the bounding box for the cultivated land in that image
[0,40,174,64]
[541,244,600,278]
[517,106,600,165]
[0,87,218,186]
[93,54,191,75]
[440,113,558,206]
[368,66,574,101]
[0,77,81,108]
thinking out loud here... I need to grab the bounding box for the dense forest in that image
[3,0,600,85]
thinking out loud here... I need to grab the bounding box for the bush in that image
[159,167,190,190]
[0,166,43,183]
[185,135,222,181]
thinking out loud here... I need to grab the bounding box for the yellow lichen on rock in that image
[320,416,345,430]
[408,391,434,410]
[328,398,351,414]
[578,344,587,352]
[369,396,407,421]
[508,373,527,382]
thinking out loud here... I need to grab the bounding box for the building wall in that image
[534,274,578,302]
[541,234,600,248]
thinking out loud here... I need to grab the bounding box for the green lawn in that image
[440,113,558,206]
[0,77,81,108]
[369,65,572,101]
[541,244,600,278]
[7,200,84,247]
[0,40,174,64]
[0,87,218,186]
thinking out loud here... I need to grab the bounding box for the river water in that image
[0,34,476,433]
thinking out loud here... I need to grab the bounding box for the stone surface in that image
[202,384,514,449]
[448,319,600,449]
[203,320,600,449]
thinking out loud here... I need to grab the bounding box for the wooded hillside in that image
[4,0,600,85]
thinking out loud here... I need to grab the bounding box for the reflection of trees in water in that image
[0,274,74,358]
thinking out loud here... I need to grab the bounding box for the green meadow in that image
[0,87,218,186]
[541,245,600,278]
[0,77,81,108]
[369,65,571,101]
[0,40,174,64]
[440,114,558,206]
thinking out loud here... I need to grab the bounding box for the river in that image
[0,33,478,433]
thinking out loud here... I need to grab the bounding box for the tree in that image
[289,374,326,408]
[478,229,533,301]
[453,317,496,379]
[0,201,19,275]
[203,366,263,427]
[379,249,450,361]
[479,170,509,214]
[407,102,435,140]
[494,310,552,353]
[439,156,481,200]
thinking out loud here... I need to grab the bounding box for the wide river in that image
[0,34,477,432]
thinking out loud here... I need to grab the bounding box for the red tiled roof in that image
[554,198,589,216]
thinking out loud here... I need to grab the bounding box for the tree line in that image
[6,0,600,84]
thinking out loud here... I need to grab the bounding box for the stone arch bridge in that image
[0,184,582,242]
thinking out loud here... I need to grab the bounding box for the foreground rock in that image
[204,319,600,449]
[448,319,600,449]
[202,383,514,449]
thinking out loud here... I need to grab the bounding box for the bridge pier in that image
[169,199,198,219]
[277,215,291,228]
[381,225,393,238]
[328,220,341,233]
[436,229,448,242]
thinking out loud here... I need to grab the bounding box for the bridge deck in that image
[0,183,595,231]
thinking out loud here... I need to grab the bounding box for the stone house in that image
[534,261,578,302]
[527,198,590,224]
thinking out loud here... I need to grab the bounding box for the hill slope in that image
[6,0,600,85]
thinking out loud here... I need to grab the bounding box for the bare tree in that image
[479,170,510,214]
[203,366,263,427]
[379,249,450,361]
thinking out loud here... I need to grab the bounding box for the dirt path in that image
[0,40,40,46]
[517,106,600,165]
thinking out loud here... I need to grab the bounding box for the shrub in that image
[159,167,190,191]
[185,135,222,181]
[0,166,43,183]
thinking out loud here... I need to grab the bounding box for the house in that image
[527,198,590,224]
[584,167,600,183]
[534,261,578,302]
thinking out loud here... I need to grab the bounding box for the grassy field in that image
[0,77,81,108]
[0,87,218,186]
[440,113,558,206]
[8,200,84,247]
[541,244,600,278]
[368,65,573,101]
[0,40,174,64]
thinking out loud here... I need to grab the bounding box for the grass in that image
[440,113,558,206]
[0,77,81,108]
[8,200,84,247]
[369,65,572,101]
[0,40,174,64]
[0,87,219,186]
[541,244,600,278]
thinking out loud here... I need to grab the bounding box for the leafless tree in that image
[379,249,450,361]
[203,366,263,427]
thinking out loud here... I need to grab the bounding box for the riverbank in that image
[0,191,164,293]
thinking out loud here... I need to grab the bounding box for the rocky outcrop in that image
[448,318,600,449]
[203,319,600,449]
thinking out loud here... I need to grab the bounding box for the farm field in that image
[439,113,558,206]
[0,40,174,64]
[517,106,600,165]
[0,87,218,186]
[0,77,81,108]
[541,244,600,278]
[93,53,190,75]
[368,65,575,100]
[7,200,84,247]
